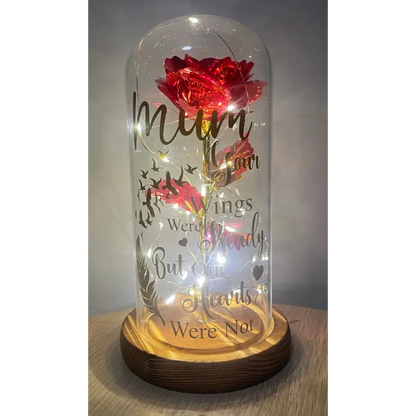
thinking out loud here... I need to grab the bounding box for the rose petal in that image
[209,58,255,86]
[236,60,255,82]
[171,67,231,118]
[183,54,213,74]
[151,180,202,213]
[229,80,267,109]
[156,78,181,108]
[164,56,188,74]
[156,55,267,119]
[200,57,218,68]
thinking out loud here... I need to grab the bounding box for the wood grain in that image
[89,305,327,415]
[120,307,291,393]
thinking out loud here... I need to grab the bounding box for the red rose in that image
[156,54,266,118]
[151,180,202,214]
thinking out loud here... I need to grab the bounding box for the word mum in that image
[132,92,253,149]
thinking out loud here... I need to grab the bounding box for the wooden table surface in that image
[89,305,327,416]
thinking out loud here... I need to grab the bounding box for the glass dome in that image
[125,15,272,353]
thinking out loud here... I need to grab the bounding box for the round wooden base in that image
[120,307,291,393]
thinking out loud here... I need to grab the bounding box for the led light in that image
[225,226,236,232]
[257,288,262,294]
[227,104,235,111]
[173,203,178,210]
[166,294,176,304]
[252,256,256,263]
[217,253,226,264]
[189,17,198,23]
[159,222,163,228]
[189,288,195,296]
[201,186,206,196]
[147,249,152,258]
[197,275,205,285]
[181,270,188,280]
[182,46,192,51]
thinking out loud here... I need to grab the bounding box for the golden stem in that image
[199,119,211,323]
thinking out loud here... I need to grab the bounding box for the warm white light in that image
[225,226,236,232]
[189,288,195,296]
[137,124,142,133]
[166,294,176,304]
[159,222,163,228]
[181,270,188,280]
[161,156,169,162]
[257,288,262,294]
[201,186,206,196]
[217,253,226,264]
[197,275,205,286]
[219,193,224,198]
[173,203,178,210]
[189,17,198,23]
[252,256,256,263]
[147,249,152,258]
[182,46,192,51]
[227,104,235,111]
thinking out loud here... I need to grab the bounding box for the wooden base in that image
[120,307,291,393]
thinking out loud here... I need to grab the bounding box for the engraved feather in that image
[136,236,165,326]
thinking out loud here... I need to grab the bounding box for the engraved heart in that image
[178,238,188,247]
[253,265,264,281]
